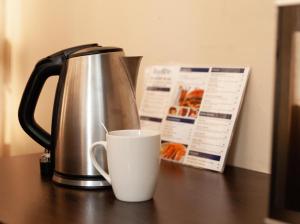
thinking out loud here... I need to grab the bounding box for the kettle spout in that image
[122,56,142,91]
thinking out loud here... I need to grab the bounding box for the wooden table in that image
[0,154,269,224]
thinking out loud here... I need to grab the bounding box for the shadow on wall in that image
[1,39,12,156]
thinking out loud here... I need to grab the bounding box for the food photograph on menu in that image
[160,141,187,162]
[167,85,204,119]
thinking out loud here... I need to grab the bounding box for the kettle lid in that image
[68,46,123,58]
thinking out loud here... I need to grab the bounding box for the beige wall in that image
[0,0,3,155]
[3,0,277,173]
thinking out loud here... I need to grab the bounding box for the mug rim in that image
[107,129,160,139]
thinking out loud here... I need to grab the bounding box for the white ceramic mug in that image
[90,129,161,202]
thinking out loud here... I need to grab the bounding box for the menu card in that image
[139,66,250,172]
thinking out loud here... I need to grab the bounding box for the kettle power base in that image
[52,172,111,189]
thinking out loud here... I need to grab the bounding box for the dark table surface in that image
[0,153,270,224]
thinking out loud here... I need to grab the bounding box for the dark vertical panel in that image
[269,5,300,223]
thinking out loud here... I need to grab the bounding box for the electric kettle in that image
[18,44,141,188]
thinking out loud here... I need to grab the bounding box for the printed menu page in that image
[160,67,210,163]
[139,66,178,131]
[139,65,250,172]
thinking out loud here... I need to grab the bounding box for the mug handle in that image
[90,141,111,184]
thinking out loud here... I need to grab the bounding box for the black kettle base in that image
[52,172,111,189]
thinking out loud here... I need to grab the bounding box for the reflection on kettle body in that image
[18,44,142,188]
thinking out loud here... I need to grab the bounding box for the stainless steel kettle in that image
[18,44,141,188]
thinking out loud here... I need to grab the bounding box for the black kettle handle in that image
[18,59,63,149]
